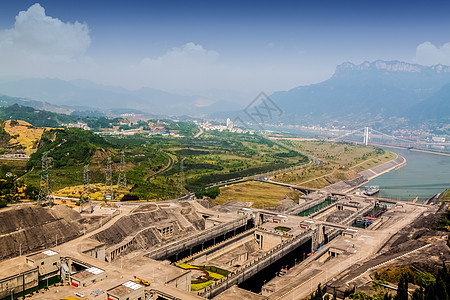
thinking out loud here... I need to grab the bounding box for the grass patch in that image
[177,263,230,291]
[271,140,397,189]
[213,180,303,208]
[3,120,48,155]
[441,189,450,202]
[275,226,291,232]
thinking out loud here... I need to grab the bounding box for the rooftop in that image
[107,281,144,297]
[213,285,268,300]
[71,267,105,281]
[26,249,59,261]
[0,256,35,280]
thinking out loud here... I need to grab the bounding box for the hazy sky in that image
[1,0,450,101]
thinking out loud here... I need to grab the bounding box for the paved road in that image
[146,152,174,182]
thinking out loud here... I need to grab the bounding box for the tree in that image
[395,273,409,300]
[310,283,325,300]
[204,186,220,199]
[24,185,39,200]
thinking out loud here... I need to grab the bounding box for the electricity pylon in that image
[38,152,54,206]
[103,157,114,200]
[117,151,127,189]
[80,164,92,212]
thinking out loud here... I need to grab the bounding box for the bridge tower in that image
[363,127,369,146]
[117,150,127,189]
[38,152,54,206]
[103,157,114,200]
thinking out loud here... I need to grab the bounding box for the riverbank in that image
[323,154,407,194]
[371,143,450,157]
[366,147,450,202]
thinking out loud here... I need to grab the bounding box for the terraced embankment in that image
[0,205,85,261]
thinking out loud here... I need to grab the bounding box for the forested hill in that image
[0,104,76,127]
[0,104,120,129]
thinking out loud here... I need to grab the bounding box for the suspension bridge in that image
[327,127,450,154]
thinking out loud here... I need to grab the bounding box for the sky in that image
[0,0,450,102]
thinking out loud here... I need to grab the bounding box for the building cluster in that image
[194,118,251,134]
[62,121,90,130]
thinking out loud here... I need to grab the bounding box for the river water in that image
[366,147,450,202]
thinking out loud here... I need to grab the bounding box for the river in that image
[366,147,450,202]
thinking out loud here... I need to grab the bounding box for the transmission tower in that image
[80,165,92,213]
[38,152,54,206]
[117,151,127,189]
[103,157,114,200]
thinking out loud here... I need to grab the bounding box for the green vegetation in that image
[164,119,199,137]
[432,207,450,231]
[214,181,303,208]
[441,189,450,202]
[0,172,39,206]
[1,105,395,204]
[20,127,308,201]
[274,226,291,232]
[308,284,337,300]
[312,264,450,300]
[195,186,220,199]
[0,104,78,127]
[177,263,230,291]
[0,123,11,148]
[298,198,334,216]
[270,139,396,189]
[0,275,61,300]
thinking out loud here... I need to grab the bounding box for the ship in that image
[363,185,379,196]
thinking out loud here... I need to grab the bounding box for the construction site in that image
[0,182,447,300]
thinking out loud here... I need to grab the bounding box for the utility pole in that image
[103,157,114,200]
[38,152,54,206]
[117,151,127,189]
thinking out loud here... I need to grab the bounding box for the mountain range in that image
[270,60,450,126]
[0,78,241,116]
[0,60,449,126]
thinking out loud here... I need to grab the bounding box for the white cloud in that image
[0,4,323,103]
[126,42,226,91]
[0,3,91,78]
[414,41,450,66]
[140,42,219,67]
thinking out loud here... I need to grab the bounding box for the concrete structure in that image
[0,187,437,300]
[107,281,145,300]
[0,257,38,299]
[287,191,331,215]
[70,266,106,288]
[26,250,60,279]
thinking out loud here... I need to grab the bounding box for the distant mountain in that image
[0,78,241,116]
[271,60,450,125]
[407,83,450,122]
[0,93,76,114]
